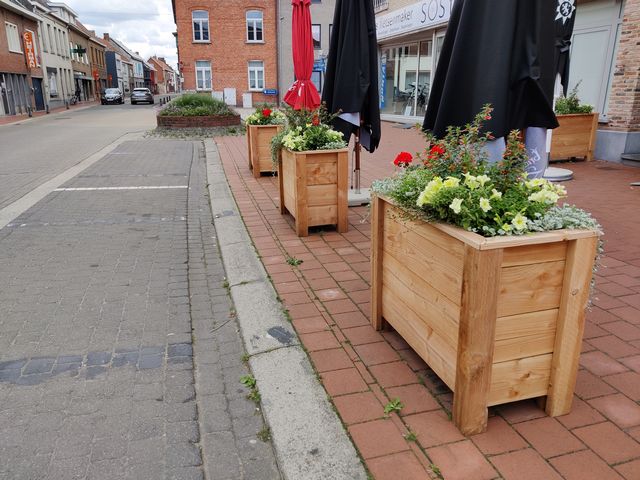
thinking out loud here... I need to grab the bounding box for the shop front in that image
[375,0,452,123]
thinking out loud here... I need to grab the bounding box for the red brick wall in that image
[0,8,42,78]
[604,0,640,132]
[175,0,278,105]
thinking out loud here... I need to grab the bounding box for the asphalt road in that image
[0,101,157,210]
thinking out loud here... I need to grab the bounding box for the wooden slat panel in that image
[497,261,565,317]
[454,246,502,435]
[384,217,463,304]
[308,205,337,226]
[551,114,598,160]
[488,354,552,406]
[307,184,337,207]
[382,286,457,389]
[302,152,341,163]
[546,236,599,416]
[336,150,348,233]
[282,150,297,215]
[382,253,460,349]
[494,309,558,363]
[306,162,337,185]
[371,196,385,330]
[502,242,567,267]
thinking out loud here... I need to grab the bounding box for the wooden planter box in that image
[371,195,599,435]
[278,148,349,237]
[247,124,282,178]
[550,113,599,162]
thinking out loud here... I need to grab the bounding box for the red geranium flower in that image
[430,144,446,156]
[262,108,272,117]
[393,151,413,167]
[312,114,320,126]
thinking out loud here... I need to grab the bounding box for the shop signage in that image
[263,89,278,96]
[23,31,37,69]
[375,0,454,40]
[380,54,387,109]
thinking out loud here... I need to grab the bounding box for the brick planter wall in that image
[157,114,241,128]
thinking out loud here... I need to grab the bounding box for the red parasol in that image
[283,0,321,110]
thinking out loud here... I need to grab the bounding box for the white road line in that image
[54,186,189,191]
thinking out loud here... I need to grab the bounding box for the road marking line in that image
[54,186,189,191]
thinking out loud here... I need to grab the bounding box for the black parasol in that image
[322,0,381,195]
[423,0,559,140]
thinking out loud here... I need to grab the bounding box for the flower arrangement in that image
[245,104,286,125]
[271,104,348,164]
[372,105,600,237]
[555,84,594,115]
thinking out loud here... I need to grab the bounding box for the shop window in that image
[246,10,263,42]
[192,10,210,42]
[312,24,321,49]
[311,70,322,93]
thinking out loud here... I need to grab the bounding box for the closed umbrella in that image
[423,0,559,177]
[322,0,380,199]
[284,0,321,110]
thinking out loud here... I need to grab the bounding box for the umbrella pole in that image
[354,126,361,194]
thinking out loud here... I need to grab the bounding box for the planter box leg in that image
[371,196,384,331]
[546,236,598,417]
[278,156,286,215]
[337,151,349,233]
[295,153,308,237]
[453,246,502,435]
[247,127,252,170]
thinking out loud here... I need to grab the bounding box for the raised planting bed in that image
[157,114,240,129]
[550,113,599,162]
[370,195,599,435]
[247,124,282,177]
[278,148,349,237]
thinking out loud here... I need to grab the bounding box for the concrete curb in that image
[204,139,367,480]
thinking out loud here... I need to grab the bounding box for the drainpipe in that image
[276,0,281,104]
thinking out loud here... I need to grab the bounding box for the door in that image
[32,78,45,111]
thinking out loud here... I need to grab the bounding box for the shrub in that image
[555,84,594,115]
[159,94,235,117]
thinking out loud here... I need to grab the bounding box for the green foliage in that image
[555,84,594,114]
[372,105,599,238]
[383,398,404,416]
[240,374,257,389]
[286,256,303,266]
[245,103,286,125]
[257,427,271,442]
[404,430,417,442]
[159,93,235,117]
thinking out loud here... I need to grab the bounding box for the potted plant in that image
[245,105,286,178]
[271,106,349,237]
[551,85,598,161]
[371,106,601,435]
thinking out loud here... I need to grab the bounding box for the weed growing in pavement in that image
[240,374,261,404]
[257,427,271,442]
[285,256,303,266]
[241,353,250,364]
[222,280,230,291]
[404,430,417,442]
[282,309,292,323]
[383,398,404,416]
[430,464,444,479]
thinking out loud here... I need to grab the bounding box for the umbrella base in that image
[544,167,574,182]
[348,188,371,207]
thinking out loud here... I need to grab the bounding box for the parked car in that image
[131,88,154,105]
[101,88,124,105]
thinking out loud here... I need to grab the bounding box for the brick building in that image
[88,33,107,96]
[172,0,278,106]
[148,56,176,94]
[0,0,45,116]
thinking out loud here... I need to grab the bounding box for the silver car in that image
[131,88,155,105]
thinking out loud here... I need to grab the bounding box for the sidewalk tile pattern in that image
[216,123,640,479]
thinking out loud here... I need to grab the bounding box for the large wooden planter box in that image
[247,124,282,178]
[371,195,599,435]
[550,113,599,162]
[278,148,349,237]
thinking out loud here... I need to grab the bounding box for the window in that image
[195,60,212,90]
[192,10,209,42]
[311,24,321,50]
[311,70,322,93]
[246,10,263,43]
[5,22,21,53]
[248,61,264,91]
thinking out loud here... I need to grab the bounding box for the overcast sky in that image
[63,0,178,68]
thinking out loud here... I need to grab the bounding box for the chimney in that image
[159,57,166,62]
[103,33,110,42]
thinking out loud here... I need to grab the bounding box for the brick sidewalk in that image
[215,124,640,480]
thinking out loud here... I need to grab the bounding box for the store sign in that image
[263,89,278,96]
[23,31,37,69]
[380,54,387,109]
[375,0,454,40]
